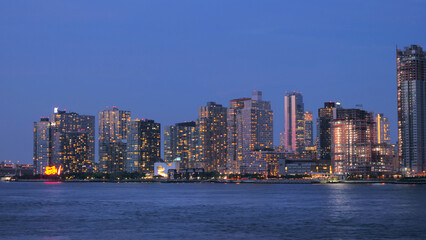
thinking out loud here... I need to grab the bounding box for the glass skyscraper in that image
[283,92,305,153]
[304,111,314,147]
[397,45,426,175]
[98,107,131,174]
[126,119,161,174]
[198,102,227,173]
[163,121,200,169]
[226,91,273,174]
[317,101,341,173]
[331,108,376,175]
[33,117,51,175]
[34,108,95,174]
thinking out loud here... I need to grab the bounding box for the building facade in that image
[376,113,390,144]
[279,158,316,175]
[198,102,227,172]
[154,161,180,178]
[397,45,426,175]
[33,117,51,175]
[331,108,376,175]
[98,107,131,174]
[371,143,395,174]
[226,91,273,173]
[243,150,283,176]
[126,119,161,174]
[226,97,250,173]
[304,111,314,147]
[163,125,175,162]
[316,102,341,173]
[40,108,96,174]
[163,121,200,169]
[284,92,305,153]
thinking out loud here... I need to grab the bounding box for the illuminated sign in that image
[157,166,167,178]
[45,166,62,175]
[154,162,180,178]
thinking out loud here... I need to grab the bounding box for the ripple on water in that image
[0,182,426,240]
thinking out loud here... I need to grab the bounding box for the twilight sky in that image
[1,0,425,164]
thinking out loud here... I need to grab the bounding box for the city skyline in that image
[2,1,426,164]
[16,77,422,165]
[32,89,397,176]
[2,2,426,240]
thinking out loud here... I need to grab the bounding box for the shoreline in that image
[5,179,426,184]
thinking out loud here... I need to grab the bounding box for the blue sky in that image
[1,0,425,164]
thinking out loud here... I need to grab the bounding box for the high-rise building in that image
[163,121,200,169]
[226,90,273,173]
[226,97,249,173]
[397,45,426,175]
[371,143,395,174]
[284,92,304,153]
[163,125,175,163]
[375,113,390,144]
[304,111,314,147]
[198,102,227,173]
[316,102,341,172]
[48,108,95,174]
[331,108,376,175]
[99,107,131,174]
[126,119,161,174]
[33,117,51,175]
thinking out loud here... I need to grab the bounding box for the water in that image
[1,182,425,239]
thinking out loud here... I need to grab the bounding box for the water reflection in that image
[1,182,425,239]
